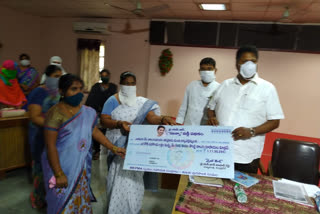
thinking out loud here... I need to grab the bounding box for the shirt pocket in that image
[239,96,265,113]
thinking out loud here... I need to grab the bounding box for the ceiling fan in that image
[108,19,149,34]
[240,5,300,36]
[252,0,312,23]
[105,0,169,18]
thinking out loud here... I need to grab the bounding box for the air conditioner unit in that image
[73,22,110,34]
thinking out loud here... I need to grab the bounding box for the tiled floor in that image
[0,153,177,214]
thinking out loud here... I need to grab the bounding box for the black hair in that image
[19,53,30,60]
[120,71,136,84]
[59,74,84,95]
[157,125,165,130]
[236,45,259,62]
[45,65,62,77]
[200,57,216,67]
[100,69,110,76]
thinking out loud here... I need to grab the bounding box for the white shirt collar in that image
[199,80,216,87]
[233,73,261,85]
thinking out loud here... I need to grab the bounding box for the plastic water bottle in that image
[234,183,247,203]
[315,191,320,212]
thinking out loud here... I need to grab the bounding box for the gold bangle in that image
[112,146,118,153]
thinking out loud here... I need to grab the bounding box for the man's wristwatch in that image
[250,128,256,137]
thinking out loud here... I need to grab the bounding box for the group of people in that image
[1,54,176,213]
[0,54,65,109]
[43,70,176,214]
[0,54,71,210]
[177,45,284,174]
[0,44,284,214]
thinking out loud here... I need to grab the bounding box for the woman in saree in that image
[42,74,125,214]
[16,53,40,96]
[0,60,27,108]
[27,64,62,209]
[101,71,176,214]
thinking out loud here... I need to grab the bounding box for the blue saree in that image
[42,105,97,214]
[28,87,60,209]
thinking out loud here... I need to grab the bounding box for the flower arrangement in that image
[158,48,173,75]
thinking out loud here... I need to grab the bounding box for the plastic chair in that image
[268,138,320,185]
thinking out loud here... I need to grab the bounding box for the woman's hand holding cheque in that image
[112,146,126,159]
[161,116,177,125]
[120,121,132,132]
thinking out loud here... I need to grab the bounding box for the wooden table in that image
[171,174,318,214]
[171,175,189,214]
[0,114,30,179]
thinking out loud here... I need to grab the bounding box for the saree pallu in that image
[108,99,159,191]
[107,99,158,165]
[42,106,97,214]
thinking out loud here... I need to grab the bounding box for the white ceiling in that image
[1,0,320,23]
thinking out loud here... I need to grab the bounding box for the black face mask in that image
[63,93,84,107]
[101,77,109,84]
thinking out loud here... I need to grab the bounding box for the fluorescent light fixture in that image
[199,4,226,11]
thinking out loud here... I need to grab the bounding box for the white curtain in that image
[78,38,101,92]
[79,48,100,91]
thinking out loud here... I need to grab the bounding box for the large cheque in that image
[123,125,234,179]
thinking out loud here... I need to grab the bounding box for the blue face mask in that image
[63,92,84,107]
[45,76,59,90]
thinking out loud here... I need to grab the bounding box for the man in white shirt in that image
[176,57,220,125]
[207,45,284,174]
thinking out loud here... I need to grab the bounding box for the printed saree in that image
[106,97,160,214]
[42,105,97,214]
[16,66,39,90]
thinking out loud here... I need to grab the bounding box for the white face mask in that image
[200,70,215,83]
[119,85,137,107]
[20,59,30,66]
[240,61,257,79]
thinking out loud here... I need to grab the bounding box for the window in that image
[99,44,105,72]
[77,38,102,91]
